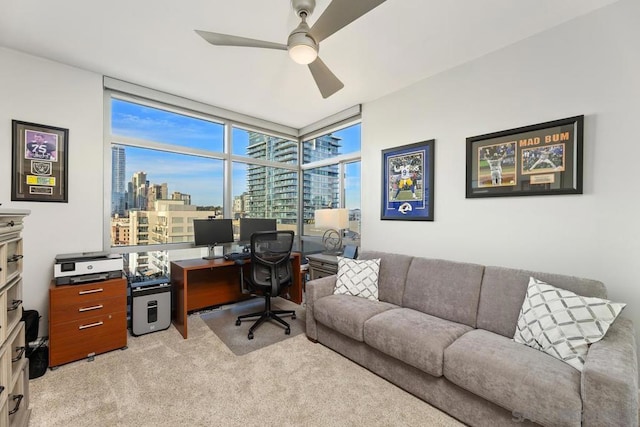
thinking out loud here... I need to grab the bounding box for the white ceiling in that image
[0,0,617,129]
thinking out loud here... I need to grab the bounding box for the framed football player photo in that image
[465,115,583,198]
[381,139,435,221]
[11,120,69,202]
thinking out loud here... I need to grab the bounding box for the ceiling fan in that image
[195,0,387,99]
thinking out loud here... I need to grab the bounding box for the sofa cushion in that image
[313,294,398,342]
[334,257,380,301]
[514,276,625,372]
[402,258,484,328]
[476,266,607,338]
[359,251,413,306]
[364,308,473,377]
[444,329,582,426]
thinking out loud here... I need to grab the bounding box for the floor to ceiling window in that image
[106,89,360,276]
[301,122,361,251]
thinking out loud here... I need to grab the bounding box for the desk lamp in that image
[314,208,349,254]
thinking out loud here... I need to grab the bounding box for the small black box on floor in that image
[131,282,171,336]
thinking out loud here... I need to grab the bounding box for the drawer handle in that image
[8,299,22,311]
[7,254,23,263]
[79,304,103,312]
[1,220,15,228]
[12,346,25,363]
[9,394,23,415]
[78,288,103,295]
[79,321,104,330]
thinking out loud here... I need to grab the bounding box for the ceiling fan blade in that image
[309,0,387,43]
[308,57,344,98]
[195,30,287,51]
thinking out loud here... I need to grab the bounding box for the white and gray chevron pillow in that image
[334,257,380,301]
[513,277,625,371]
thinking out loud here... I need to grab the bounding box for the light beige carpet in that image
[201,297,305,355]
[29,313,464,427]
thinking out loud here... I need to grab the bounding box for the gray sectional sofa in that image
[305,251,638,427]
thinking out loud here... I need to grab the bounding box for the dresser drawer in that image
[0,215,24,240]
[49,311,127,367]
[50,278,126,306]
[7,322,26,382]
[49,294,126,325]
[0,238,23,286]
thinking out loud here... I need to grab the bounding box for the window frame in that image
[103,87,360,255]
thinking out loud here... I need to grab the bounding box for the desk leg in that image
[171,266,188,339]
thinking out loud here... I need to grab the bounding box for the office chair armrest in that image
[305,275,337,341]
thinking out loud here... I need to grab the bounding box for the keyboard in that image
[224,252,251,261]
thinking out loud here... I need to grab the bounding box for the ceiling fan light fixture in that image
[287,29,318,65]
[289,43,317,65]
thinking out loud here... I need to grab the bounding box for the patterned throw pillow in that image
[334,257,381,301]
[513,277,625,371]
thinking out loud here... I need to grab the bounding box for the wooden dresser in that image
[0,209,31,426]
[49,276,127,368]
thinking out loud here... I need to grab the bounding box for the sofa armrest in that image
[581,317,638,427]
[305,275,336,341]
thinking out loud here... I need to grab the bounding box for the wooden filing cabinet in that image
[49,277,127,368]
[0,209,31,427]
[307,253,339,280]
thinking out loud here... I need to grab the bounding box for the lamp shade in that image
[314,208,349,230]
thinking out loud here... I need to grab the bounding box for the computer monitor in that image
[193,218,234,260]
[239,218,277,244]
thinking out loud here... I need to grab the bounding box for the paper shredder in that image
[131,282,171,336]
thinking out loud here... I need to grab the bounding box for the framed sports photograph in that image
[11,120,69,202]
[381,139,435,221]
[466,115,583,198]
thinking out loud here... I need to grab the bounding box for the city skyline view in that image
[111,99,360,209]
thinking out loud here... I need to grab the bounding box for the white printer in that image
[54,251,123,285]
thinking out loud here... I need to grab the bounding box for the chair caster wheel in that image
[236,319,241,326]
[292,314,296,320]
[248,332,254,340]
[285,328,291,335]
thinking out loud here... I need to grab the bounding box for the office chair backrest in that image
[249,230,295,295]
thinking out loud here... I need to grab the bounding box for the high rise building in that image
[111,145,126,216]
[172,191,191,205]
[302,135,342,221]
[245,133,340,224]
[131,171,148,210]
[147,183,168,210]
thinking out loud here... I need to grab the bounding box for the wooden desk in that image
[170,253,302,339]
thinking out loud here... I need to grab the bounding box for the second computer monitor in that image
[239,218,277,243]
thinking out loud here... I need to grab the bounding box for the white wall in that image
[362,0,640,343]
[0,47,104,333]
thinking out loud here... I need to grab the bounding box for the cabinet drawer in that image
[2,278,23,343]
[7,366,28,427]
[50,278,126,306]
[49,294,126,325]
[0,215,24,239]
[7,322,26,382]
[0,238,23,286]
[49,311,127,367]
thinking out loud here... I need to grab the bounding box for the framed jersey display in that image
[11,120,69,202]
[466,115,583,198]
[381,139,435,221]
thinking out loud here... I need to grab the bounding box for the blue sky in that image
[111,99,360,208]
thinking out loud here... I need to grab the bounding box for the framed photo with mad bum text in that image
[466,115,583,198]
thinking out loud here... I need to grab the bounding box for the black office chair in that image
[235,230,296,340]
